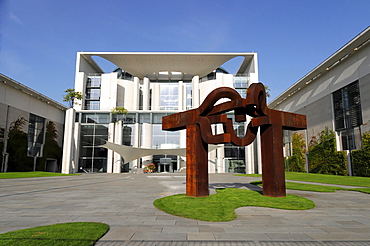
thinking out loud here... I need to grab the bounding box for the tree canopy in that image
[63,89,83,108]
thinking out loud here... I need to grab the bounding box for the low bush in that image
[352,131,370,177]
[308,127,347,175]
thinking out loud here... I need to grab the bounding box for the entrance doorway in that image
[152,155,178,172]
[226,159,246,173]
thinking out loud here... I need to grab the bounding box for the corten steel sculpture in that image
[162,83,306,197]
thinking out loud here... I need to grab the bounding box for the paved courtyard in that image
[0,173,370,245]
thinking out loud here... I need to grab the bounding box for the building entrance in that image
[152,155,178,172]
[225,159,246,173]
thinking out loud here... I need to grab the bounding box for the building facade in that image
[269,26,370,173]
[0,73,67,172]
[62,52,261,174]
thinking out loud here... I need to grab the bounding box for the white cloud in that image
[9,12,23,26]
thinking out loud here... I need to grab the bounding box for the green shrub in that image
[286,132,306,172]
[352,131,370,177]
[308,127,347,175]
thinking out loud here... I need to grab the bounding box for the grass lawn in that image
[0,222,109,246]
[236,172,370,187]
[0,172,80,179]
[250,181,370,194]
[154,188,315,222]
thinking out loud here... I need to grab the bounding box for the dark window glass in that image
[333,81,362,130]
[122,125,135,146]
[86,76,101,87]
[152,113,167,124]
[27,114,45,157]
[85,101,100,110]
[139,113,151,123]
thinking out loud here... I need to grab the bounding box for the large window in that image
[333,81,362,130]
[79,124,108,172]
[185,83,192,110]
[27,114,45,157]
[333,81,363,150]
[85,76,101,110]
[85,88,100,100]
[152,125,179,149]
[160,83,178,110]
[81,113,110,124]
[122,125,135,146]
[234,76,248,98]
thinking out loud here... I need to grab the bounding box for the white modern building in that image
[270,26,370,167]
[61,52,261,174]
[0,73,67,172]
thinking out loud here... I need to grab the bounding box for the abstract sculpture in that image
[162,83,306,197]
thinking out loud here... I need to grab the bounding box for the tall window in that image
[152,125,180,149]
[160,83,178,110]
[27,114,45,157]
[185,83,192,110]
[85,76,101,110]
[234,76,248,98]
[333,81,362,150]
[79,124,108,172]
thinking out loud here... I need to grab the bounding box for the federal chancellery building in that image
[61,52,261,174]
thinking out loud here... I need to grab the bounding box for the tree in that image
[7,117,34,171]
[111,107,128,122]
[63,89,83,108]
[111,107,128,115]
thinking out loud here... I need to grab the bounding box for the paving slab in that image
[0,173,369,245]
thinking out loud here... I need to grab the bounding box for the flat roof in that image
[269,26,370,108]
[78,52,256,78]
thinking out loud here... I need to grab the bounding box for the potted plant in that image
[146,163,156,173]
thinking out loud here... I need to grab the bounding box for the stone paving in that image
[0,173,369,246]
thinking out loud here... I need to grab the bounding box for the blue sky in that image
[0,0,369,105]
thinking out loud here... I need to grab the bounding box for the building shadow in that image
[209,182,262,193]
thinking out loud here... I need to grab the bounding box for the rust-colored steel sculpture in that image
[162,83,306,197]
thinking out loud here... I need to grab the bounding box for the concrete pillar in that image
[131,122,140,168]
[61,108,76,174]
[143,77,150,110]
[192,76,200,107]
[140,123,152,166]
[72,122,81,173]
[113,121,122,173]
[74,72,86,111]
[107,123,115,173]
[152,84,160,110]
[217,146,225,173]
[178,81,183,111]
[133,77,140,110]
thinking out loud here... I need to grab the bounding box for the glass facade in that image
[27,114,45,157]
[79,124,108,173]
[76,69,251,173]
[152,124,180,149]
[122,125,135,147]
[185,83,192,110]
[224,113,246,173]
[160,83,179,110]
[333,81,363,150]
[234,76,248,98]
[85,76,101,110]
